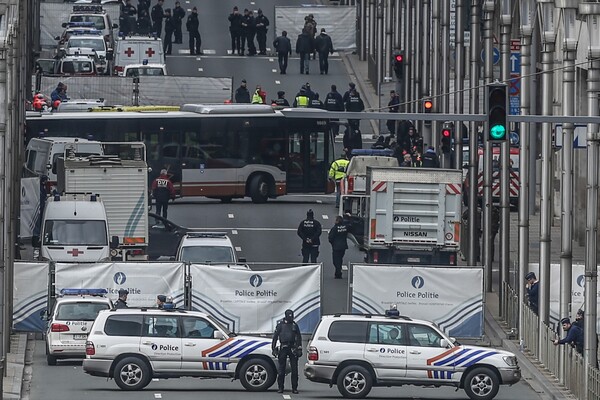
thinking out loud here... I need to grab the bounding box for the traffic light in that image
[393,52,404,79]
[422,98,433,113]
[441,122,453,154]
[487,82,508,142]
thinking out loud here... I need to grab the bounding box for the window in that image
[144,315,180,338]
[181,317,216,338]
[56,302,110,321]
[368,323,404,345]
[43,220,108,246]
[105,315,142,336]
[180,245,235,264]
[328,321,368,343]
[407,324,444,348]
[26,150,37,172]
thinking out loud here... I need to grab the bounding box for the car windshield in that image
[125,68,165,77]
[43,220,108,245]
[70,15,106,30]
[62,60,93,73]
[56,301,110,321]
[181,245,235,264]
[69,38,105,51]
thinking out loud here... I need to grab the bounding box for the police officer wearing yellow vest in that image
[293,87,310,108]
[328,152,349,208]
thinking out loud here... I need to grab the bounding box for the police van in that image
[66,5,118,48]
[44,288,112,365]
[83,308,277,391]
[113,35,164,76]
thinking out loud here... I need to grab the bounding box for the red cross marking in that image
[145,47,155,57]
[67,248,84,257]
[124,47,135,57]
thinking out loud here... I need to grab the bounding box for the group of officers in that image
[228,6,270,56]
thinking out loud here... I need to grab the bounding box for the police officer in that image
[156,294,167,308]
[309,93,323,109]
[121,0,137,36]
[554,317,584,354]
[255,9,269,55]
[422,146,440,168]
[387,90,400,136]
[297,209,322,263]
[151,0,164,37]
[325,84,344,136]
[293,87,310,108]
[173,1,186,44]
[525,272,539,315]
[314,28,333,74]
[242,10,257,56]
[114,289,129,309]
[328,152,349,208]
[228,6,242,55]
[345,89,365,133]
[152,169,176,218]
[240,9,249,55]
[163,9,175,55]
[272,309,302,394]
[186,7,202,55]
[328,215,348,279]
[234,79,250,103]
[273,31,291,74]
[295,28,312,74]
[273,91,290,107]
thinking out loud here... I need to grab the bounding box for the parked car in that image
[148,213,192,260]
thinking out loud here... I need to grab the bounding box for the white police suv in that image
[45,288,112,365]
[83,308,277,391]
[304,313,521,400]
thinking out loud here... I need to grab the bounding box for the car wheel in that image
[336,365,373,399]
[249,175,269,204]
[46,354,57,366]
[239,358,276,391]
[113,357,152,391]
[464,367,499,400]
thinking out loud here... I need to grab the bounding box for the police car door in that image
[140,315,182,372]
[363,322,406,379]
[180,316,227,373]
[405,323,455,381]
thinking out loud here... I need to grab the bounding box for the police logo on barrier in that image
[577,275,585,288]
[151,343,158,350]
[114,272,127,285]
[249,274,263,288]
[411,276,424,289]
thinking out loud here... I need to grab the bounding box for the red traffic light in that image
[395,54,403,63]
[442,128,451,137]
[423,100,433,111]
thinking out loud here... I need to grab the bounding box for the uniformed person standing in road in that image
[186,7,202,55]
[163,9,175,55]
[328,152,349,208]
[297,209,322,263]
[173,1,186,44]
[272,309,302,394]
[254,9,269,55]
[309,93,323,109]
[273,31,291,74]
[234,79,250,103]
[328,215,348,279]
[151,0,164,37]
[293,87,310,108]
[228,6,242,55]
[114,289,129,309]
[151,169,176,218]
[325,84,344,136]
[273,90,290,107]
[245,10,257,56]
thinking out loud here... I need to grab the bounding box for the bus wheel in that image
[249,175,269,203]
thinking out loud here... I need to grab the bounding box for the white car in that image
[45,288,112,365]
[83,308,277,391]
[176,232,240,265]
[123,63,167,77]
[304,312,521,400]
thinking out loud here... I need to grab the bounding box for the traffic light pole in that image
[454,0,465,170]
[431,0,440,148]
[483,2,494,292]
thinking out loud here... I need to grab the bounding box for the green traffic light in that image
[490,124,506,140]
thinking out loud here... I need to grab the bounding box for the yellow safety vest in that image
[329,158,349,181]
[252,92,264,104]
[295,95,309,107]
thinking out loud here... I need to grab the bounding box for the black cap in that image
[277,90,284,96]
[118,288,129,296]
[307,209,314,218]
[233,6,238,10]
[349,82,356,88]
[525,272,536,280]
[577,309,584,316]
[560,317,570,325]
[157,294,167,302]
[241,79,246,83]
[258,8,262,13]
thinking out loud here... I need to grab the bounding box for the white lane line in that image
[283,395,291,400]
[317,200,322,203]
[228,214,235,219]
[272,69,277,73]
[342,265,348,271]
[227,50,233,55]
[196,57,202,60]
[231,229,238,235]
[152,378,159,382]
[198,68,204,72]
[203,49,217,54]
[154,394,162,399]
[275,80,281,84]
[235,246,242,252]
[269,58,274,62]
[322,215,329,219]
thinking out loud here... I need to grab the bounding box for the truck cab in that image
[38,193,116,262]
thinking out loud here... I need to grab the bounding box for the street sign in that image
[480,47,500,65]
[555,125,588,149]
[509,39,521,115]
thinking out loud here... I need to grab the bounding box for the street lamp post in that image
[518,0,535,349]
[578,2,600,387]
[557,0,578,385]
[537,0,555,363]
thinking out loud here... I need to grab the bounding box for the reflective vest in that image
[252,92,264,104]
[295,95,309,107]
[328,158,349,181]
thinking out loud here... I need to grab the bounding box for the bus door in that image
[141,120,183,190]
[287,121,331,193]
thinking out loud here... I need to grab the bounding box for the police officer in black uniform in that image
[228,6,242,55]
[273,91,290,107]
[272,309,302,394]
[309,93,324,109]
[328,215,348,279]
[297,209,322,263]
[151,0,164,37]
[325,84,344,136]
[254,9,269,55]
[186,7,202,55]
[114,289,129,309]
[163,9,175,55]
[173,1,186,44]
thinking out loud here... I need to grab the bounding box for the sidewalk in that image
[341,51,580,400]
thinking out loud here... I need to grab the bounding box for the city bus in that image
[26,104,335,203]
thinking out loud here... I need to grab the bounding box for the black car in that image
[148,213,193,260]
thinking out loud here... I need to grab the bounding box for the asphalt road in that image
[26,0,539,397]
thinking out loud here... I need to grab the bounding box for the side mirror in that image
[450,337,456,344]
[440,339,449,348]
[62,22,68,28]
[32,235,40,248]
[110,236,119,249]
[213,331,225,340]
[112,23,119,29]
[54,36,60,41]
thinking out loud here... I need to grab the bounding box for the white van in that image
[37,193,117,262]
[123,63,167,77]
[113,35,164,76]
[25,137,104,183]
[66,5,118,48]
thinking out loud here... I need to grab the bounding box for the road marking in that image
[227,50,233,55]
[317,200,322,203]
[228,214,234,219]
[235,246,242,252]
[187,8,191,11]
[154,394,162,399]
[322,215,329,219]
[198,68,204,72]
[275,80,281,84]
[342,265,348,271]
[267,47,272,52]
[269,58,275,62]
[203,49,217,54]
[232,229,238,235]
[196,57,202,61]
[283,395,291,400]
[272,69,277,73]
[152,378,159,381]
[189,227,299,231]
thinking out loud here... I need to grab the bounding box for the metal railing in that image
[500,281,600,400]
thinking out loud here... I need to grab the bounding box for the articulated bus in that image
[26,104,335,203]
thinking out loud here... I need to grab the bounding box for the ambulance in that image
[113,35,164,76]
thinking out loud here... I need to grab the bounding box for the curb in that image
[3,333,28,399]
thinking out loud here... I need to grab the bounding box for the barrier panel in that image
[14,262,49,332]
[350,264,484,338]
[189,264,321,335]
[20,177,41,239]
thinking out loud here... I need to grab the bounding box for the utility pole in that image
[431,0,440,147]
[454,0,465,170]
[439,0,450,167]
